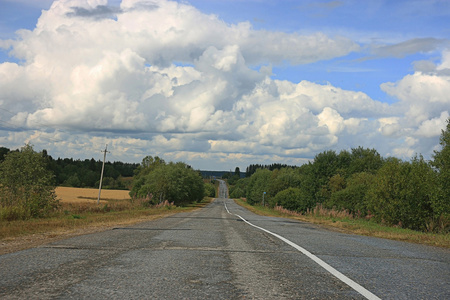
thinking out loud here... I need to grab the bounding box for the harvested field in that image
[55,187,131,204]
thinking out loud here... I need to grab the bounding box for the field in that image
[55,187,131,204]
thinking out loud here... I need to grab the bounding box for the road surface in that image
[0,184,449,299]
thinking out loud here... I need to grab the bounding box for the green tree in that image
[234,167,241,178]
[311,150,341,202]
[348,147,384,175]
[204,183,216,197]
[0,147,10,162]
[131,161,204,206]
[431,118,450,222]
[229,177,249,199]
[366,156,437,230]
[130,156,166,198]
[326,172,375,215]
[246,168,272,205]
[267,168,301,198]
[0,144,58,220]
[230,186,245,198]
[272,188,314,212]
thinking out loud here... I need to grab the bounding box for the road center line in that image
[224,201,381,300]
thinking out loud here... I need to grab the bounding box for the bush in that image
[130,160,204,206]
[365,157,437,230]
[204,183,216,197]
[230,187,245,198]
[326,172,375,215]
[246,169,272,205]
[0,144,58,219]
[272,187,314,212]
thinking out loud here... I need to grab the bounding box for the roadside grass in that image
[234,199,450,249]
[1,198,212,240]
[0,187,213,254]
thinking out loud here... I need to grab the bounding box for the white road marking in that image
[224,201,381,300]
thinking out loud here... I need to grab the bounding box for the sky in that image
[0,0,449,171]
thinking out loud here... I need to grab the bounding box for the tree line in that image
[230,119,450,233]
[245,163,297,177]
[0,149,209,220]
[0,147,139,189]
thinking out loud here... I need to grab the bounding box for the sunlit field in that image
[55,187,131,204]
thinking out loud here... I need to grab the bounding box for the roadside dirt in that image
[0,226,113,255]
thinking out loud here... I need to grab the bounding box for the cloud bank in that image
[0,0,449,170]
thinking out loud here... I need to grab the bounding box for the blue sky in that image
[0,0,449,170]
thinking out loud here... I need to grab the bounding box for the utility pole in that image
[97,144,110,205]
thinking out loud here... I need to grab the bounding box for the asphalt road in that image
[1,186,449,299]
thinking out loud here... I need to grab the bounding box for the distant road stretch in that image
[1,182,449,299]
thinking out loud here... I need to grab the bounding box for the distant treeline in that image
[200,170,246,179]
[0,147,139,189]
[245,163,297,177]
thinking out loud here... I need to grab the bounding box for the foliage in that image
[245,163,297,177]
[365,156,437,231]
[227,174,241,185]
[348,147,384,175]
[130,158,204,206]
[0,146,10,162]
[238,138,448,233]
[431,118,450,221]
[230,187,245,198]
[245,168,272,205]
[229,177,249,199]
[204,182,216,197]
[271,188,314,212]
[39,154,138,189]
[0,144,58,220]
[267,168,301,198]
[234,167,241,178]
[326,172,375,215]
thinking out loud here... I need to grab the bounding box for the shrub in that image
[0,144,58,219]
[230,187,245,198]
[246,169,272,205]
[326,172,375,215]
[365,156,437,231]
[130,160,204,206]
[204,183,216,197]
[272,187,315,213]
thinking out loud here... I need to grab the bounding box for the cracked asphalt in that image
[0,194,449,299]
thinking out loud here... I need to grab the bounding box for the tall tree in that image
[0,147,9,162]
[0,144,58,219]
[234,167,241,178]
[431,118,450,220]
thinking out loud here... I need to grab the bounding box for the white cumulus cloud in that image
[0,0,449,170]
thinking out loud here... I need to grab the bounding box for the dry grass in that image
[235,199,450,249]
[0,187,213,255]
